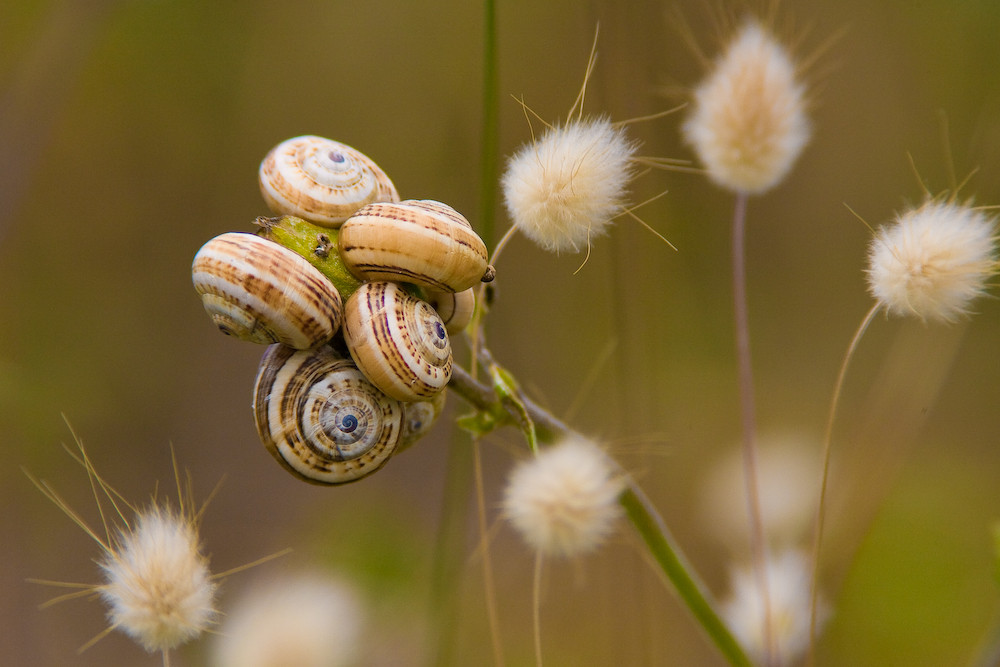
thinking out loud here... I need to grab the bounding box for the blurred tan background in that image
[3,0,1000,665]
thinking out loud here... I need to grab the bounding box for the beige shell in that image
[424,287,476,334]
[338,199,491,292]
[396,389,447,454]
[259,135,399,228]
[253,343,403,484]
[192,232,342,349]
[343,281,452,401]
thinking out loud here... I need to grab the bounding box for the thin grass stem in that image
[807,302,880,662]
[730,191,774,664]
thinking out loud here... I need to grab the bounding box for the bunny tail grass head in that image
[683,20,810,195]
[722,549,827,665]
[99,502,218,653]
[502,435,626,558]
[867,199,997,322]
[213,572,364,667]
[502,117,636,254]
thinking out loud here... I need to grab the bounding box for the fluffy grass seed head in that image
[212,572,363,667]
[722,549,828,665]
[502,117,636,253]
[99,502,218,653]
[502,435,626,558]
[683,21,810,194]
[867,199,998,322]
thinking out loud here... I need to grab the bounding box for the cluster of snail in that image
[191,136,493,484]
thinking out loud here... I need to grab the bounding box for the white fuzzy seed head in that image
[212,572,364,667]
[722,549,828,664]
[683,22,809,194]
[502,118,636,253]
[502,435,625,558]
[99,504,217,652]
[867,199,997,322]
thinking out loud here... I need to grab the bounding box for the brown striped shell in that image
[338,199,491,292]
[396,389,447,454]
[259,136,399,228]
[253,343,403,484]
[424,287,476,334]
[192,232,342,349]
[343,281,452,401]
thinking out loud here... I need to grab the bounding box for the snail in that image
[423,287,476,334]
[192,232,343,349]
[259,135,399,227]
[338,199,493,293]
[253,343,404,484]
[397,389,447,453]
[343,281,453,402]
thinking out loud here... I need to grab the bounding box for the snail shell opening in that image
[259,135,399,227]
[344,281,453,402]
[192,232,343,349]
[338,199,489,292]
[253,344,404,484]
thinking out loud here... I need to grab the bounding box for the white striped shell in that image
[253,343,403,484]
[259,135,399,228]
[192,232,342,349]
[424,287,476,334]
[338,199,491,292]
[343,281,452,401]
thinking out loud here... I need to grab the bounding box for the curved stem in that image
[731,191,773,664]
[807,302,880,662]
[448,357,753,666]
[620,483,755,667]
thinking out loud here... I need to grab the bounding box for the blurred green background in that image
[3,1,1000,665]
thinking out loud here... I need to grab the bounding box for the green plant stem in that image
[478,0,499,248]
[620,484,755,667]
[429,429,476,666]
[447,362,753,666]
[731,191,774,664]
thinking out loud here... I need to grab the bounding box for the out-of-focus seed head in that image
[502,435,625,558]
[683,21,810,194]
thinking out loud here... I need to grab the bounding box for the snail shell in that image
[339,199,491,292]
[259,135,399,227]
[253,343,403,484]
[424,287,476,334]
[397,389,447,454]
[343,281,452,401]
[192,232,342,349]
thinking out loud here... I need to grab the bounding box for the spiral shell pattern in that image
[344,281,453,401]
[339,199,490,292]
[259,136,399,227]
[192,232,342,349]
[253,344,403,484]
